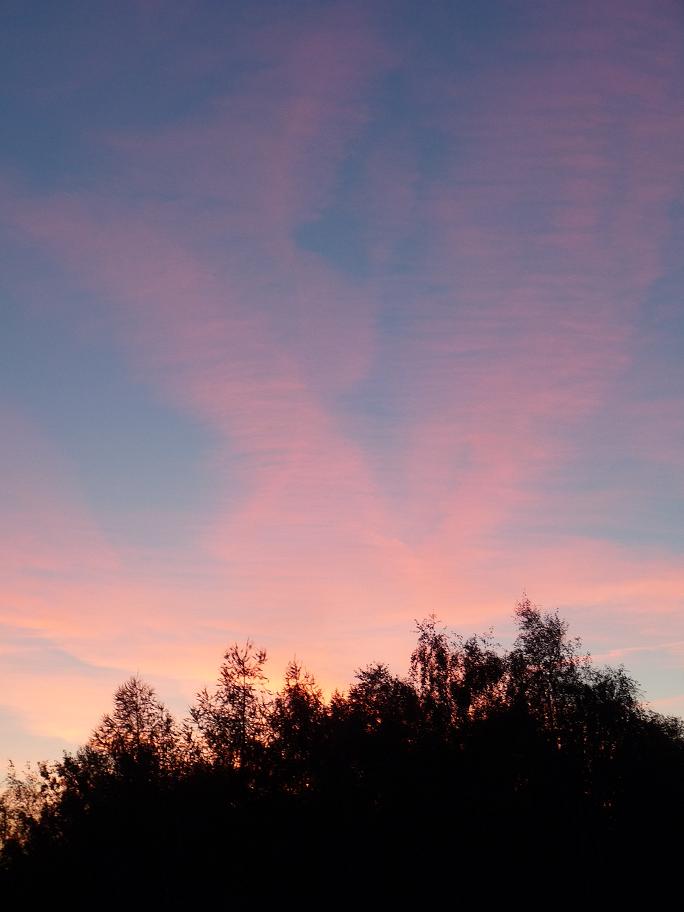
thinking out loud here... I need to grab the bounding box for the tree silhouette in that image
[507,596,588,731]
[268,659,324,791]
[2,597,683,898]
[91,675,177,776]
[189,640,269,772]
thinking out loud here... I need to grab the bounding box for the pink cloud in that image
[2,0,684,755]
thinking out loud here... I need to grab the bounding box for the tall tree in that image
[90,676,177,777]
[268,660,324,791]
[190,640,269,771]
[507,596,588,733]
[410,614,456,734]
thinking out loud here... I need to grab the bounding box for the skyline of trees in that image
[2,597,682,896]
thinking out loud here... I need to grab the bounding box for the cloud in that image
[1,0,683,756]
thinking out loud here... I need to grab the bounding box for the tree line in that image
[1,598,683,897]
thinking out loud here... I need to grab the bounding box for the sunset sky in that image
[2,0,683,766]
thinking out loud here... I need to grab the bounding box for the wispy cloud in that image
[1,0,683,755]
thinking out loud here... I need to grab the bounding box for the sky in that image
[2,0,683,766]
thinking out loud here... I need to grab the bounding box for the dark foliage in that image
[2,598,682,898]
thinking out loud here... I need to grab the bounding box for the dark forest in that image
[2,598,683,898]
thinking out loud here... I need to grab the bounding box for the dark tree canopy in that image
[90,676,178,773]
[1,598,682,899]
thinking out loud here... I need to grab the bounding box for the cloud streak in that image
[1,0,683,756]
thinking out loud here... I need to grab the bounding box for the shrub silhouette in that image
[1,598,682,897]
